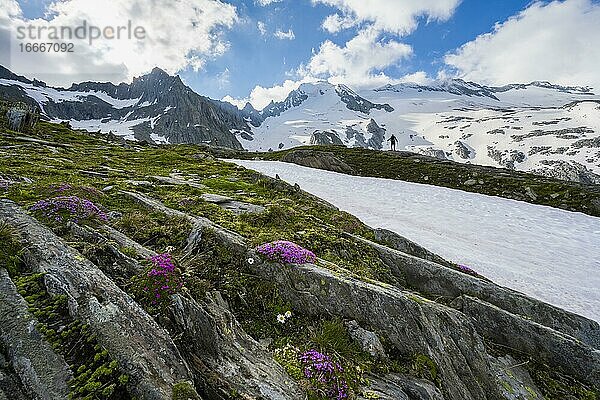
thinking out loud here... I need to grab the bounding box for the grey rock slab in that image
[99,224,158,260]
[0,268,71,400]
[454,295,600,389]
[351,234,600,349]
[249,260,505,400]
[360,373,444,400]
[0,200,198,400]
[169,293,304,400]
[345,320,386,360]
[281,149,355,174]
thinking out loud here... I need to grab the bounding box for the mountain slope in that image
[0,66,249,147]
[0,118,598,400]
[243,79,600,183]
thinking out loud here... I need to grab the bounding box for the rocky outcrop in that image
[168,293,305,399]
[2,189,598,399]
[5,107,39,132]
[366,119,386,150]
[533,160,600,184]
[0,268,71,400]
[0,199,198,400]
[309,130,345,146]
[359,374,444,400]
[351,234,600,350]
[282,149,355,174]
[121,192,600,399]
[453,295,600,386]
[251,260,508,400]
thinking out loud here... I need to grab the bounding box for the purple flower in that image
[30,196,108,223]
[458,264,478,276]
[299,350,348,400]
[256,241,316,265]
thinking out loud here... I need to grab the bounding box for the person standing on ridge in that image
[388,134,398,151]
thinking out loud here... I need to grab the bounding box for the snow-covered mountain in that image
[1,65,599,183]
[241,79,600,183]
[0,66,250,148]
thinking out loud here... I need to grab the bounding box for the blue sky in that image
[182,0,532,102]
[3,0,600,108]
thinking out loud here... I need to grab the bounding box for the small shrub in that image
[256,240,316,264]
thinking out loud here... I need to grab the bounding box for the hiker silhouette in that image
[387,134,398,151]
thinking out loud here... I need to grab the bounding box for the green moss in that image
[115,211,192,252]
[14,273,131,400]
[171,381,201,400]
[119,247,139,259]
[0,221,24,277]
[412,354,439,386]
[528,363,598,400]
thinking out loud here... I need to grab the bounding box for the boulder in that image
[282,149,354,174]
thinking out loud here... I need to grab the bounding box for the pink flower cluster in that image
[256,241,316,265]
[148,253,176,277]
[143,253,184,305]
[300,350,348,400]
[30,196,108,223]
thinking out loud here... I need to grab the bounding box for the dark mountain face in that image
[0,66,248,148]
[335,84,394,113]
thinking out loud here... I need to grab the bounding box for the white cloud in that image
[255,0,282,6]
[0,0,238,86]
[321,13,355,33]
[299,26,412,88]
[300,0,461,89]
[223,77,317,110]
[274,28,295,40]
[257,21,267,36]
[398,71,432,85]
[312,0,462,35]
[444,0,600,90]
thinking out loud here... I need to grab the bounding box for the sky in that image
[1,0,600,109]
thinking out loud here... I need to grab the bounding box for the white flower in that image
[165,246,176,253]
[277,314,286,324]
[247,257,255,265]
[284,310,292,319]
